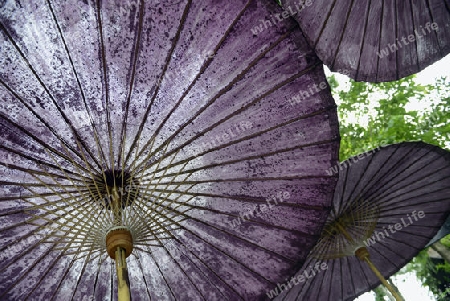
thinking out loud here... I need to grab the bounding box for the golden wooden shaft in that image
[112,187,122,225]
[363,256,404,301]
[335,220,355,244]
[115,247,131,301]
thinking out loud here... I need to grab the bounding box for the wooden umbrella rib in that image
[131,26,301,173]
[144,138,338,181]
[22,249,73,300]
[354,0,372,80]
[313,0,338,47]
[330,0,356,69]
[124,0,193,166]
[0,180,78,189]
[132,255,153,301]
[369,173,450,210]
[0,239,58,298]
[77,254,109,301]
[134,191,329,232]
[375,0,385,82]
[130,190,188,237]
[136,244,239,301]
[421,0,443,64]
[26,164,112,233]
[408,0,422,73]
[141,188,330,211]
[143,175,334,186]
[56,142,115,227]
[44,0,108,168]
[0,23,101,172]
[130,193,194,243]
[133,190,303,263]
[49,247,103,301]
[124,0,254,168]
[94,0,115,171]
[91,255,112,301]
[20,185,105,241]
[69,248,99,301]
[368,145,435,193]
[142,103,336,177]
[340,142,407,215]
[117,0,145,166]
[335,151,352,217]
[355,147,444,208]
[127,144,185,229]
[394,0,399,80]
[132,56,320,174]
[135,246,177,300]
[0,112,93,175]
[368,244,408,273]
[0,165,83,187]
[133,216,208,301]
[0,79,97,173]
[0,144,84,179]
[136,241,232,301]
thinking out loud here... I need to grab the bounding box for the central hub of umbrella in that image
[88,169,140,210]
[105,226,133,300]
[105,226,134,259]
[310,200,380,260]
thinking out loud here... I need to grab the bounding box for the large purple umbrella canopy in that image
[272,142,450,301]
[277,0,450,82]
[0,0,339,300]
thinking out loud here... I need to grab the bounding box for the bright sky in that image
[326,55,450,129]
[326,55,450,301]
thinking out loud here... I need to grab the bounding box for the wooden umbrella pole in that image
[335,220,355,244]
[355,247,404,301]
[105,186,133,301]
[334,223,404,301]
[115,247,132,301]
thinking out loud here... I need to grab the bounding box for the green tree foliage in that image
[327,74,449,160]
[405,235,450,299]
[326,72,450,300]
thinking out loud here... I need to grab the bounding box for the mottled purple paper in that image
[0,0,339,300]
[274,142,450,301]
[280,0,450,82]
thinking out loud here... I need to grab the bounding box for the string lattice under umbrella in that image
[272,142,450,301]
[0,0,340,300]
[277,0,450,82]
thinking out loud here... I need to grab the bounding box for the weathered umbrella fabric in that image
[272,142,450,301]
[274,0,450,82]
[0,0,340,300]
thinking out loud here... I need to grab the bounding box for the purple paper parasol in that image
[0,0,339,300]
[278,0,450,82]
[272,142,450,301]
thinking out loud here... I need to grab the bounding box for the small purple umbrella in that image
[0,0,339,300]
[277,0,450,82]
[272,142,450,301]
